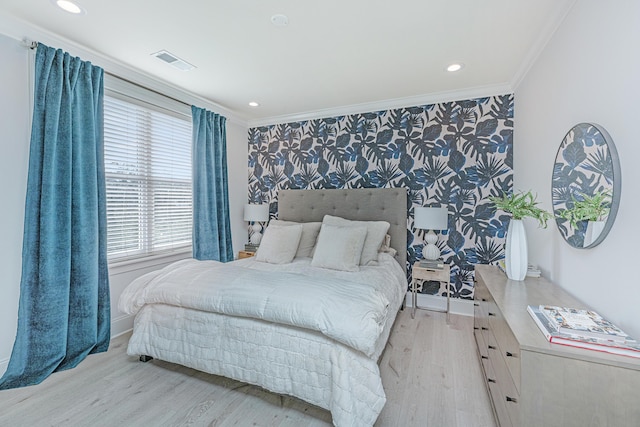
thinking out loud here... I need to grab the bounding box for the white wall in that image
[515,1,640,338]
[226,120,249,257]
[0,30,248,375]
[0,33,30,377]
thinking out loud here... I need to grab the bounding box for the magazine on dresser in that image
[527,305,640,359]
[539,305,629,343]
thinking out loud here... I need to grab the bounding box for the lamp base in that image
[422,230,440,260]
[250,232,262,245]
[249,222,263,245]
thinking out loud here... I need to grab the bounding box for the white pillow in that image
[311,224,367,272]
[322,215,390,265]
[269,219,321,258]
[255,224,303,264]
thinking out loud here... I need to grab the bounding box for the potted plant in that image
[558,191,611,246]
[489,191,552,280]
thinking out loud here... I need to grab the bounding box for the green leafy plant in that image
[489,191,552,228]
[558,191,611,228]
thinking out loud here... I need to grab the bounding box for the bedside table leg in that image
[446,281,450,314]
[411,280,416,319]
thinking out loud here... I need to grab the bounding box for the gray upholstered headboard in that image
[278,188,408,272]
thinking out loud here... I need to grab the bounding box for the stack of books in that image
[244,243,259,253]
[496,260,541,278]
[526,265,541,278]
[527,305,640,358]
[419,259,444,269]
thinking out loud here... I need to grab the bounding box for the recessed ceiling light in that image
[51,0,86,15]
[446,63,464,72]
[271,14,289,27]
[249,102,260,107]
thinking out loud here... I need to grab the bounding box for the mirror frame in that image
[552,123,621,249]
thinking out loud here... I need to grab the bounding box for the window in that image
[103,93,192,261]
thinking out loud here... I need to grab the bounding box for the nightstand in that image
[411,262,451,318]
[238,250,256,259]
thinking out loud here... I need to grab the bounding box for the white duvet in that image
[118,254,407,427]
[120,258,393,357]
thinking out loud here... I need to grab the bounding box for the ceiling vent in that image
[151,50,195,71]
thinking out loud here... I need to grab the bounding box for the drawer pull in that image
[487,378,496,383]
[481,298,487,302]
[474,303,479,307]
[474,327,479,330]
[506,396,518,403]
[488,345,496,350]
[488,312,496,316]
[481,355,489,360]
[481,327,489,330]
[505,351,515,357]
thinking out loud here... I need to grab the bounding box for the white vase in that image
[584,220,605,247]
[505,219,527,281]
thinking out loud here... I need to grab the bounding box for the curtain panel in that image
[191,106,233,262]
[0,44,110,389]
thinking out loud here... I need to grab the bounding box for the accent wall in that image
[248,95,514,299]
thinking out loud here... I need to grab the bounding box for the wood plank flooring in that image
[0,309,496,427]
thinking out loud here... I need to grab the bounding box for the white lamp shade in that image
[414,206,448,230]
[243,203,269,222]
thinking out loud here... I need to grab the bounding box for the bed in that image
[118,188,408,427]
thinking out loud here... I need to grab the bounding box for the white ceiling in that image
[0,0,574,125]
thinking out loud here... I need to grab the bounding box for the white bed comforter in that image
[118,254,407,427]
[120,258,392,357]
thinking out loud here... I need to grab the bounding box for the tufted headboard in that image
[278,188,408,272]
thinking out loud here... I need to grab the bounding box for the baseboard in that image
[405,292,474,316]
[111,314,133,339]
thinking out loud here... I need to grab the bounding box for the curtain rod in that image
[22,38,192,109]
[104,71,192,109]
[21,38,38,49]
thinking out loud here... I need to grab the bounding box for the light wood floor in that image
[0,309,496,427]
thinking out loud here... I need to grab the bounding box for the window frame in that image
[103,76,193,268]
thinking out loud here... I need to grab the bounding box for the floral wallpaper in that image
[248,94,514,299]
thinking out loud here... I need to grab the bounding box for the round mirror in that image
[552,123,621,248]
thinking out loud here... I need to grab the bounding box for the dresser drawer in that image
[412,266,449,282]
[473,300,484,329]
[474,279,492,306]
[474,281,491,341]
[488,308,521,392]
[238,250,256,259]
[490,345,520,426]
[487,375,513,427]
[482,354,508,425]
[474,327,488,360]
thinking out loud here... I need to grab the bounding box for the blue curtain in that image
[0,44,110,389]
[192,106,233,261]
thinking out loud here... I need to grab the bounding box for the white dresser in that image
[474,265,640,427]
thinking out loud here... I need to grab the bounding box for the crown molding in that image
[248,83,514,128]
[511,0,577,91]
[0,11,249,127]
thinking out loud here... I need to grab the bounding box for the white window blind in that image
[104,94,192,261]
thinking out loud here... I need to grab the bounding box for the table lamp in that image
[244,203,269,245]
[414,206,449,262]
